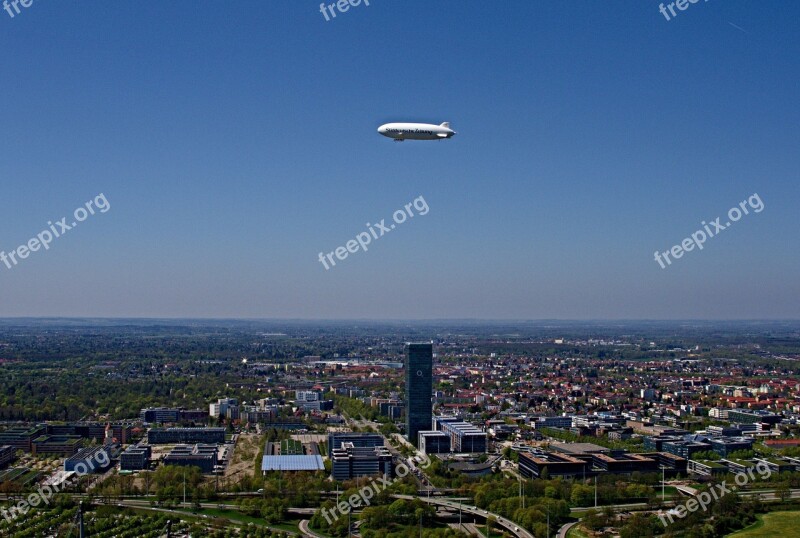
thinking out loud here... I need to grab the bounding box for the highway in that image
[93,498,302,536]
[394,494,534,538]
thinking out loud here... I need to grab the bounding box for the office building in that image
[31,435,83,457]
[0,426,46,452]
[65,446,112,473]
[642,452,688,474]
[163,444,218,473]
[405,342,433,447]
[727,409,782,426]
[518,451,588,478]
[121,445,152,471]
[328,432,385,451]
[434,418,487,453]
[226,406,240,420]
[331,443,393,481]
[533,416,573,429]
[688,460,728,476]
[709,408,729,420]
[259,419,308,430]
[709,436,754,457]
[0,446,15,469]
[261,455,325,474]
[240,407,277,424]
[209,398,239,419]
[46,423,133,445]
[148,427,225,445]
[379,401,404,420]
[140,408,180,424]
[662,439,711,459]
[418,431,450,454]
[297,399,334,412]
[643,435,684,452]
[591,453,658,474]
[706,425,744,437]
[296,390,320,402]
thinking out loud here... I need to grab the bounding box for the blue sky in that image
[1,0,798,319]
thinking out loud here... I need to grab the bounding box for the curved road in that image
[299,519,326,538]
[557,521,577,538]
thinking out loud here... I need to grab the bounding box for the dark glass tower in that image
[405,342,433,447]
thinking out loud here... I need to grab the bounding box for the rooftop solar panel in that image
[261,455,324,472]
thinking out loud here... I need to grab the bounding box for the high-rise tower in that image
[405,342,433,447]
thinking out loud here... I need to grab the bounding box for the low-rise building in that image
[65,446,112,473]
[435,419,487,453]
[0,446,15,469]
[297,400,334,412]
[728,409,782,426]
[163,444,218,473]
[662,439,711,459]
[328,432,384,451]
[643,435,684,452]
[592,453,659,474]
[518,451,588,478]
[642,452,688,474]
[709,436,753,457]
[148,427,225,445]
[121,445,152,471]
[533,416,573,429]
[0,426,46,452]
[688,459,728,476]
[418,431,450,454]
[331,443,393,481]
[140,408,180,424]
[31,435,83,457]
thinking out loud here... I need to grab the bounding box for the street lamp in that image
[546,504,550,538]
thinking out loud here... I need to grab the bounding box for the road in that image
[95,499,301,535]
[299,519,326,538]
[394,494,534,538]
[557,521,577,538]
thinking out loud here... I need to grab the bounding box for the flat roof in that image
[261,455,324,472]
[551,442,609,455]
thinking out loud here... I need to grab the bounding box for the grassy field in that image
[728,511,800,537]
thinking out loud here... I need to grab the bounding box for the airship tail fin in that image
[440,122,451,129]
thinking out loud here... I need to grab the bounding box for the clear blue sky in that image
[1,1,798,319]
